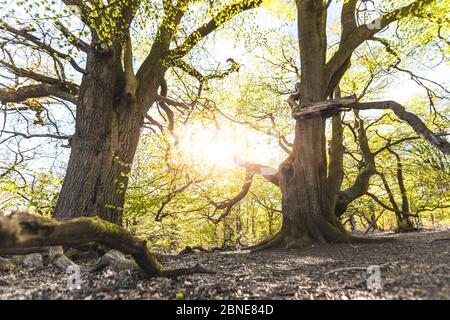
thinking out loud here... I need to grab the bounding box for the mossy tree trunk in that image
[266,0,442,247]
[270,0,349,247]
[53,36,149,224]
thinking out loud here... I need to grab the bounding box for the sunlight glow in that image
[174,124,282,171]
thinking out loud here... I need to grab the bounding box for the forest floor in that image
[0,227,449,300]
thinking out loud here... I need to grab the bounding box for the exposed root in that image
[348,235,397,244]
[90,250,215,277]
[65,247,99,261]
[90,250,137,273]
[250,234,313,251]
[428,237,450,244]
[49,246,78,271]
[249,229,397,252]
[245,234,279,251]
[178,246,210,255]
[0,215,212,278]
[347,243,369,249]
[0,247,48,255]
[395,226,420,233]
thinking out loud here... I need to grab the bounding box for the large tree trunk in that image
[53,42,145,224]
[276,118,349,246]
[270,0,349,247]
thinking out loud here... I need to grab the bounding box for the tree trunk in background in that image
[271,0,349,247]
[327,114,345,215]
[53,41,147,224]
[391,149,417,233]
[396,213,415,233]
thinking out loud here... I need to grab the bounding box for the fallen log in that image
[0,214,212,277]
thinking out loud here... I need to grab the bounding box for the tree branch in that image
[1,22,86,74]
[54,21,89,52]
[168,0,263,60]
[326,0,436,94]
[0,130,70,140]
[208,169,255,223]
[0,59,79,94]
[335,116,376,217]
[171,58,240,95]
[350,101,450,155]
[234,157,279,186]
[0,84,78,105]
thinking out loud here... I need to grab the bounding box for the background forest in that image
[0,0,449,253]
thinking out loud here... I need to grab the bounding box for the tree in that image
[243,0,450,247]
[0,0,262,224]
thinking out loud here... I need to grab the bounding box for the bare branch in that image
[234,157,279,186]
[0,130,70,140]
[350,101,450,155]
[0,84,78,105]
[336,116,376,216]
[54,21,89,52]
[0,59,79,94]
[1,22,86,74]
[208,169,255,223]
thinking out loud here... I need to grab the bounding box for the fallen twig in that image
[428,238,450,244]
[326,263,390,275]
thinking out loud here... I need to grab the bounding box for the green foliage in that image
[0,169,62,216]
[124,130,282,251]
[1,0,449,249]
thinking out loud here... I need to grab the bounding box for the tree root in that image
[249,233,311,251]
[243,234,279,252]
[0,215,213,278]
[428,237,450,244]
[90,250,138,273]
[395,226,420,233]
[347,235,397,244]
[49,246,78,271]
[178,246,210,255]
[90,249,215,277]
[0,247,48,255]
[247,230,397,252]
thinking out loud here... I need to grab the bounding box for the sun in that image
[174,124,283,171]
[202,140,237,166]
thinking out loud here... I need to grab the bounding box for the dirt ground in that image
[1,227,449,300]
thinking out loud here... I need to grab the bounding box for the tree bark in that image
[53,39,151,224]
[269,0,350,248]
[327,113,345,215]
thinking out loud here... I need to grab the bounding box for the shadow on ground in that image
[1,227,449,300]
